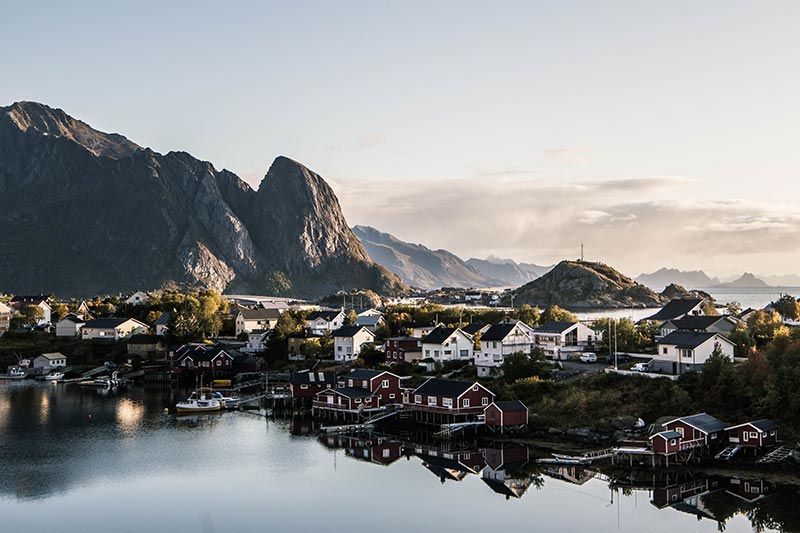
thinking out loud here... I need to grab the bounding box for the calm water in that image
[0,381,795,533]
[575,287,800,322]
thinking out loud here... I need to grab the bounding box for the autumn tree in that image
[540,305,577,324]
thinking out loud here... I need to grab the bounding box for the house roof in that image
[411,320,441,329]
[154,312,171,325]
[343,369,384,380]
[333,387,373,398]
[355,315,384,327]
[127,334,162,345]
[664,413,728,434]
[58,313,85,324]
[650,430,682,440]
[481,323,520,342]
[645,298,704,321]
[727,419,779,432]
[658,331,724,349]
[667,316,731,331]
[412,378,492,399]
[289,371,336,385]
[192,348,233,362]
[386,336,421,342]
[83,318,136,329]
[534,321,578,334]
[332,326,373,338]
[422,326,465,345]
[482,478,523,499]
[10,295,48,304]
[307,310,342,321]
[461,323,488,335]
[238,308,282,320]
[490,400,528,412]
[37,352,65,360]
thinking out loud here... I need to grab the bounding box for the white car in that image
[579,352,597,363]
[631,362,649,372]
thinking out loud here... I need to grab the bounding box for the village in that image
[0,287,797,479]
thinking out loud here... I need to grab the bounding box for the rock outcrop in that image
[0,101,404,298]
[512,260,667,309]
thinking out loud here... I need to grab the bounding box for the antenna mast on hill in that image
[581,244,584,262]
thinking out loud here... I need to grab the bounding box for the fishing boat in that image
[43,371,66,382]
[212,391,241,410]
[176,387,221,414]
[0,367,27,380]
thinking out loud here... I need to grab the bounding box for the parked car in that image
[606,353,631,364]
[579,352,597,363]
[631,362,649,372]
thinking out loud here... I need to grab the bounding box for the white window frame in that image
[382,379,389,388]
[415,395,422,404]
[463,398,470,407]
[428,396,438,406]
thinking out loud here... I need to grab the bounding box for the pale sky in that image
[3,1,800,277]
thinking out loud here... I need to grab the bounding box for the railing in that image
[403,403,487,415]
[678,438,705,451]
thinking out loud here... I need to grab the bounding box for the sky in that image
[3,1,800,277]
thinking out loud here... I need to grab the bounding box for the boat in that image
[176,387,222,414]
[0,367,27,380]
[43,371,66,382]
[211,391,241,410]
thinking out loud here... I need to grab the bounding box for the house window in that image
[482,397,488,406]
[681,349,693,358]
[425,350,430,356]
[444,350,452,355]
[669,439,677,446]
[675,427,684,437]
[662,347,668,354]
[472,385,478,392]
[415,395,422,404]
[300,384,308,389]
[443,398,452,408]
[382,449,390,458]
[338,346,342,351]
[428,396,438,406]
[355,398,361,404]
[216,360,221,366]
[389,394,395,399]
[348,380,353,387]
[460,350,468,357]
[711,432,717,439]
[434,350,440,357]
[382,379,389,388]
[493,342,497,349]
[743,432,749,442]
[463,399,470,407]
[750,431,758,439]
[770,430,776,436]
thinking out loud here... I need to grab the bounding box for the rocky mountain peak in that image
[2,101,141,159]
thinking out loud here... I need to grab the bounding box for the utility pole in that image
[581,243,584,262]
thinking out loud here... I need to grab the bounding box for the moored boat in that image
[212,391,241,410]
[0,367,27,380]
[176,387,222,414]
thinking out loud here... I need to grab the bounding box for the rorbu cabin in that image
[484,400,529,433]
[726,420,779,449]
[649,431,683,455]
[661,413,728,449]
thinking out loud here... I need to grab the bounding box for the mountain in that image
[352,225,490,289]
[512,260,669,309]
[0,101,404,298]
[761,274,800,286]
[717,273,770,288]
[635,268,721,291]
[465,256,552,286]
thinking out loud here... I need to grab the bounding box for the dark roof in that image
[355,315,384,327]
[413,378,492,399]
[421,326,462,345]
[658,331,720,349]
[650,430,682,440]
[343,369,384,380]
[127,334,162,345]
[287,331,323,339]
[461,323,488,335]
[154,312,171,325]
[645,298,704,321]
[481,323,519,342]
[491,400,528,412]
[668,316,727,331]
[728,419,779,432]
[386,336,421,341]
[83,318,135,328]
[534,321,578,334]
[193,348,233,362]
[481,478,523,498]
[289,371,336,385]
[238,308,282,320]
[307,310,342,321]
[10,295,48,304]
[58,313,85,324]
[666,413,728,434]
[332,326,372,338]
[334,387,373,398]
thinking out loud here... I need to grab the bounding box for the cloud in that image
[326,132,387,152]
[331,174,800,276]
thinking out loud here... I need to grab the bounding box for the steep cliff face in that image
[512,260,668,309]
[0,101,403,298]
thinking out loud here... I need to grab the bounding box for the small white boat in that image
[176,387,221,414]
[212,392,241,410]
[44,371,66,382]
[0,367,27,380]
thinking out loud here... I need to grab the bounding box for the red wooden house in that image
[725,420,779,449]
[649,430,683,455]
[384,336,422,363]
[405,378,495,420]
[313,369,403,415]
[661,413,728,450]
[484,400,529,433]
[289,371,336,399]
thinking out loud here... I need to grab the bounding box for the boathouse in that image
[405,378,495,424]
[661,413,728,449]
[289,371,336,399]
[726,420,779,449]
[484,400,529,433]
[649,431,683,455]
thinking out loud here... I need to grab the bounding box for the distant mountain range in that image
[0,101,404,298]
[636,268,777,290]
[352,226,551,290]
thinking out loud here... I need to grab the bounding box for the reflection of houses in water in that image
[725,477,774,503]
[481,444,536,499]
[318,434,405,467]
[650,475,725,522]
[541,465,597,486]
[414,445,485,483]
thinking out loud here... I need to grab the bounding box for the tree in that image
[725,301,743,316]
[19,304,44,326]
[343,309,358,326]
[770,294,800,320]
[748,310,789,346]
[511,304,540,327]
[51,303,69,322]
[501,352,543,381]
[541,305,577,323]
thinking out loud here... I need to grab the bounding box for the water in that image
[575,287,800,322]
[0,381,795,533]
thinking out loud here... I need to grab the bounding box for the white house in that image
[333,326,376,362]
[55,314,86,337]
[243,329,270,354]
[306,310,346,334]
[658,315,739,339]
[355,309,385,332]
[33,352,67,373]
[652,331,735,375]
[125,291,149,306]
[10,295,52,325]
[0,301,11,335]
[533,321,597,360]
[154,312,172,336]
[421,326,474,363]
[475,321,536,377]
[81,318,148,341]
[411,321,443,338]
[234,308,283,335]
